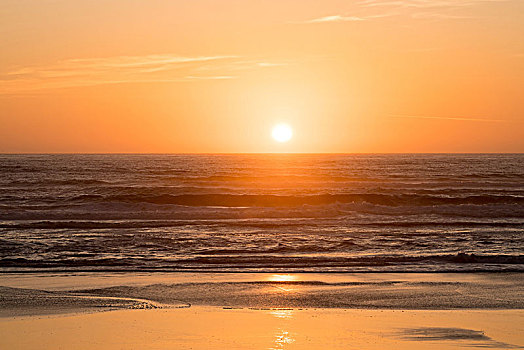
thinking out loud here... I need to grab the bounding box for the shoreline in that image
[1,272,523,349]
[2,268,524,274]
[1,272,523,318]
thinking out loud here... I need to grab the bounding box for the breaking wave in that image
[65,193,524,207]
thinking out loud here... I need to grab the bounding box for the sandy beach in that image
[1,272,523,349]
[2,0,524,344]
[1,156,523,349]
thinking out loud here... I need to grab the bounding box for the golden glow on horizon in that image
[272,124,293,143]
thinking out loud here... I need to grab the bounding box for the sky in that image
[1,0,523,153]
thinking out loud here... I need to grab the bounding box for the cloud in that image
[411,12,473,19]
[295,12,397,24]
[301,15,366,23]
[5,55,236,78]
[0,54,286,94]
[360,0,509,19]
[358,0,508,9]
[297,0,509,24]
[185,75,235,80]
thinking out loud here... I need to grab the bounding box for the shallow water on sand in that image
[1,272,523,316]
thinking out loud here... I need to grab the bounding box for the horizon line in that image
[1,152,523,155]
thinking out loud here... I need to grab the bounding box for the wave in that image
[4,179,111,186]
[66,193,524,207]
[2,202,524,221]
[2,254,522,271]
[1,219,522,230]
[175,253,524,267]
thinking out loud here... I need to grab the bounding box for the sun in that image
[272,123,293,143]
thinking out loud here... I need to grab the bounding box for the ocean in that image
[0,154,522,273]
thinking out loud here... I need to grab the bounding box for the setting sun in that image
[272,124,293,143]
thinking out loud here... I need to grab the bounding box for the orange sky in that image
[1,0,523,153]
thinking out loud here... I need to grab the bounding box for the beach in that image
[1,272,523,349]
[2,0,523,345]
[1,154,522,348]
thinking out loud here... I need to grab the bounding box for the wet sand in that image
[0,273,523,349]
[1,307,523,349]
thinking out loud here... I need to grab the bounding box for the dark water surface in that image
[0,154,522,272]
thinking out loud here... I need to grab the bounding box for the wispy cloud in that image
[389,114,505,122]
[295,12,396,24]
[360,0,509,19]
[5,55,235,78]
[185,75,235,80]
[411,12,473,19]
[358,0,507,9]
[300,15,366,23]
[298,0,508,24]
[0,54,286,94]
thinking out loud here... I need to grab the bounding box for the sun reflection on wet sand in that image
[266,274,301,294]
[271,284,296,293]
[268,274,298,282]
[271,329,296,349]
[268,308,296,349]
[270,309,294,319]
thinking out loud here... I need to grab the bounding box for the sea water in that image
[0,154,522,272]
